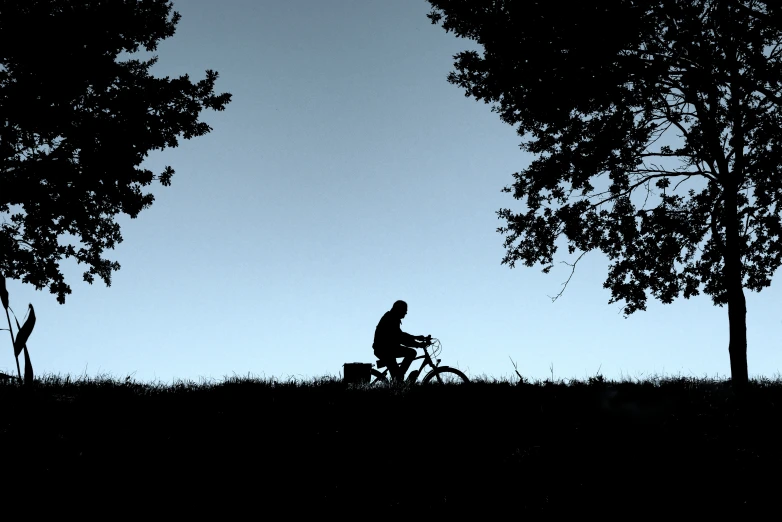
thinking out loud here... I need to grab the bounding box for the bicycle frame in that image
[375,343,441,381]
[369,338,468,386]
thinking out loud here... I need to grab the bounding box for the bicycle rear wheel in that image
[421,366,469,385]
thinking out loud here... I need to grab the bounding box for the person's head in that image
[391,300,408,318]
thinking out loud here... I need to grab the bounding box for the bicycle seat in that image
[375,359,388,369]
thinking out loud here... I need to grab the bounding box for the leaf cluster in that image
[429,0,782,313]
[0,0,232,303]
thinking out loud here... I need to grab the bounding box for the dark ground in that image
[2,376,780,516]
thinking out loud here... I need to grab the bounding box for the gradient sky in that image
[3,0,781,384]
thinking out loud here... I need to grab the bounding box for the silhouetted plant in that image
[0,272,35,385]
[508,356,528,384]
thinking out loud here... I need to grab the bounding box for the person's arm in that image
[401,330,431,347]
[399,330,419,346]
[393,316,430,347]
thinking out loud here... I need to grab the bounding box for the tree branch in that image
[752,84,782,110]
[547,250,588,303]
[673,174,695,191]
[710,192,726,257]
[589,171,713,209]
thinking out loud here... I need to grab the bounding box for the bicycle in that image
[369,337,469,386]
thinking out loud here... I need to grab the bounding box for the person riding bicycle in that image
[373,300,430,383]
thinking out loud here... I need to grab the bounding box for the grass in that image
[2,372,782,515]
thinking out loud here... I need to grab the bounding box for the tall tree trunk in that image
[722,19,749,392]
[727,278,748,390]
[723,184,748,390]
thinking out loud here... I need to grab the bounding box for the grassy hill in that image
[2,374,781,516]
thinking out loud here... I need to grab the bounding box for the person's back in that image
[373,300,428,382]
[373,309,415,351]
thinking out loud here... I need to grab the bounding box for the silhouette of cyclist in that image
[373,300,430,383]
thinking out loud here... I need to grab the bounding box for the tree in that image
[0,0,231,304]
[427,0,782,388]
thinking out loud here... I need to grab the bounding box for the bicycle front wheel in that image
[421,366,469,385]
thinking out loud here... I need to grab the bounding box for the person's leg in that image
[397,346,417,378]
[375,346,417,383]
[374,348,403,382]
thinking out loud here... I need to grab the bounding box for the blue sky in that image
[3,0,781,384]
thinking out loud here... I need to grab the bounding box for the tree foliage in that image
[0,0,231,303]
[428,0,782,384]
